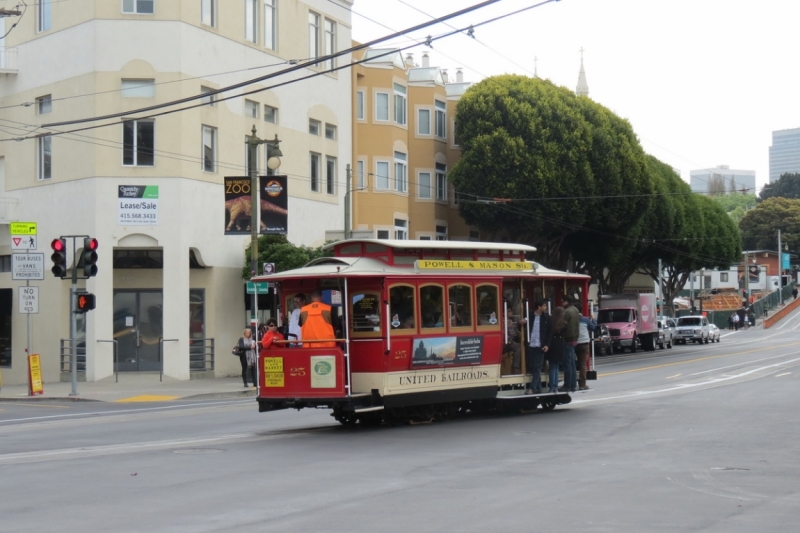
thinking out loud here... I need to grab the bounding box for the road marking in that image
[666,374,681,379]
[113,395,180,403]
[775,372,791,377]
[688,351,796,377]
[3,403,69,409]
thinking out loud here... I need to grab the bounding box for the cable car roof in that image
[322,239,537,253]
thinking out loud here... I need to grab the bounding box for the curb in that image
[181,390,258,400]
[0,396,102,403]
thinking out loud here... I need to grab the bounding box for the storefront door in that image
[114,290,163,371]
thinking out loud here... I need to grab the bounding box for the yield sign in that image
[11,235,37,250]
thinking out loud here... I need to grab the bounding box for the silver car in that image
[708,323,721,343]
[657,319,673,349]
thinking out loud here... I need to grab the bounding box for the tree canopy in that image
[739,197,800,252]
[759,173,800,202]
[241,235,331,279]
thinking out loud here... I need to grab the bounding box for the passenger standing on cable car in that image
[561,295,580,393]
[576,313,596,391]
[288,293,306,345]
[547,307,566,393]
[522,299,552,394]
[299,290,335,348]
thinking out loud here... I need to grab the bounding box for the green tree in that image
[241,235,331,279]
[707,173,727,196]
[739,197,800,252]
[759,173,800,202]
[711,193,756,213]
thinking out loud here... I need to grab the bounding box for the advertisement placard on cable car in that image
[388,365,498,393]
[310,355,336,388]
[411,336,484,367]
[416,260,533,271]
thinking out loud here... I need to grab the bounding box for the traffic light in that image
[50,238,68,278]
[82,237,98,278]
[76,292,96,313]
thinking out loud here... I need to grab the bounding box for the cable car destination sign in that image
[416,260,534,271]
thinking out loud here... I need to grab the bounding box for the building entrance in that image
[113,290,164,372]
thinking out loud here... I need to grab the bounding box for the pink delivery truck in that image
[597,293,658,353]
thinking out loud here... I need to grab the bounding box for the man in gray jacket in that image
[560,295,580,392]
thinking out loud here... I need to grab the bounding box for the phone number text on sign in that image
[118,200,158,225]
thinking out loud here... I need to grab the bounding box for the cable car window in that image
[389,284,416,331]
[351,291,382,337]
[448,284,472,330]
[420,284,445,332]
[365,243,388,254]
[338,243,361,255]
[476,284,500,330]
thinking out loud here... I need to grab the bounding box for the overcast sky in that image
[351,0,800,192]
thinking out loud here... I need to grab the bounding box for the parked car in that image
[675,315,710,344]
[708,324,721,343]
[657,319,673,349]
[593,324,613,356]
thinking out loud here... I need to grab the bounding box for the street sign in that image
[246,281,270,294]
[263,262,275,275]
[12,253,45,280]
[10,222,37,235]
[11,235,37,250]
[19,286,39,314]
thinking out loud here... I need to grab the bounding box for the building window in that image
[325,123,336,140]
[123,120,155,166]
[309,119,321,136]
[394,152,407,193]
[326,156,336,195]
[377,230,389,240]
[376,161,389,190]
[37,95,52,115]
[264,0,277,50]
[419,236,431,241]
[418,172,432,199]
[201,0,215,26]
[310,152,320,192]
[356,91,365,120]
[123,0,154,15]
[245,99,258,118]
[308,11,320,61]
[245,0,258,43]
[324,18,336,70]
[435,225,447,241]
[202,125,216,172]
[200,86,216,106]
[418,108,430,135]
[376,92,389,122]
[720,272,729,282]
[394,83,407,126]
[436,163,447,201]
[264,105,277,123]
[121,79,155,98]
[37,0,52,32]
[394,219,407,240]
[357,160,365,189]
[38,135,52,180]
[435,100,447,138]
[0,256,10,272]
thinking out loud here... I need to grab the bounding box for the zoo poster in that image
[411,335,484,368]
[224,176,288,236]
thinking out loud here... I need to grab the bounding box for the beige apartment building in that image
[349,48,477,242]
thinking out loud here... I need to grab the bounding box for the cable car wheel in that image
[540,400,557,412]
[332,407,358,427]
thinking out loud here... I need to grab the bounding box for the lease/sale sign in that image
[118,185,159,226]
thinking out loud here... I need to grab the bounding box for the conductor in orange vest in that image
[299,290,336,348]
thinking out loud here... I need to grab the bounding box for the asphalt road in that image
[2,309,800,532]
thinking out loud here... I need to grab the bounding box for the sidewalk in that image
[0,374,257,403]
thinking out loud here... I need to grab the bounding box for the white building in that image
[689,165,756,195]
[769,127,800,183]
[0,0,352,385]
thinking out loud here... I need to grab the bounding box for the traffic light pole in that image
[69,239,79,397]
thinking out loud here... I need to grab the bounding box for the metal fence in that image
[60,339,85,373]
[189,338,215,372]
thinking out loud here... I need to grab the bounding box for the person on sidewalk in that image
[260,319,285,352]
[576,313,596,391]
[793,287,798,300]
[728,313,734,330]
[560,295,580,392]
[299,290,335,348]
[238,328,257,388]
[522,299,552,394]
[733,312,739,331]
[547,307,566,393]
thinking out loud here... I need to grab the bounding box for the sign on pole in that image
[10,222,37,235]
[263,262,275,275]
[19,286,39,314]
[11,235,37,250]
[246,281,270,294]
[12,253,45,280]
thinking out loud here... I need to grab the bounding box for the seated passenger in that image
[260,319,285,353]
[299,290,336,348]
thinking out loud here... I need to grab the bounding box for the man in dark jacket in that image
[523,299,553,394]
[561,295,581,392]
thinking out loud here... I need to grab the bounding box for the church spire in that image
[576,47,589,96]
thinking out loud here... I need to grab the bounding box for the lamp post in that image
[245,126,282,329]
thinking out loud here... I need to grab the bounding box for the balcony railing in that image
[0,47,17,73]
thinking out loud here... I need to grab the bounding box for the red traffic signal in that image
[76,293,96,313]
[83,237,99,277]
[50,238,68,278]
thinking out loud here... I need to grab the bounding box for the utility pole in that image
[658,258,664,317]
[778,229,783,305]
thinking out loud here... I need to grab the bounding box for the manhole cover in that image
[172,448,224,454]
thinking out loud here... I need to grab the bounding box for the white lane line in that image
[0,399,252,425]
[666,374,682,379]
[572,356,800,405]
[687,351,797,377]
[775,372,791,377]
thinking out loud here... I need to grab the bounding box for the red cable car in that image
[252,240,592,425]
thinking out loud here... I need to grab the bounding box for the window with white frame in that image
[325,123,336,140]
[357,160,365,189]
[264,105,277,123]
[123,0,154,15]
[418,108,430,135]
[200,86,216,106]
[245,99,258,118]
[394,219,408,240]
[201,0,215,27]
[308,12,320,61]
[37,0,51,32]
[435,100,446,138]
[37,135,52,180]
[394,152,407,193]
[121,79,155,98]
[377,230,389,240]
[324,19,336,70]
[418,172,431,199]
[720,272,729,282]
[245,0,258,43]
[309,119,320,136]
[264,0,277,50]
[376,92,389,121]
[435,163,447,201]
[356,91,365,120]
[394,83,407,125]
[37,95,52,114]
[202,125,216,172]
[123,120,155,166]
[435,225,447,241]
[326,156,336,195]
[310,152,320,192]
[376,161,389,190]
